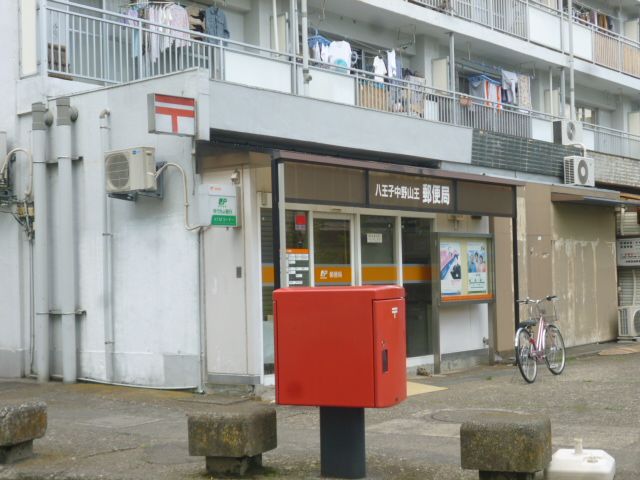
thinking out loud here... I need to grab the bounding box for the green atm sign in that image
[199,184,241,228]
[212,196,237,226]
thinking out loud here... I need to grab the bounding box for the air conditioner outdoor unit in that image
[618,306,640,338]
[563,156,595,187]
[554,119,583,145]
[105,147,157,194]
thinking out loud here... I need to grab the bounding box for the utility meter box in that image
[274,285,407,408]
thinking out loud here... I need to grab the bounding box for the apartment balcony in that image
[40,1,640,164]
[409,0,640,80]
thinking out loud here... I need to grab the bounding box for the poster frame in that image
[434,232,495,306]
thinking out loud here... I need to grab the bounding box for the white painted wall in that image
[440,303,489,354]
[1,71,207,385]
[224,50,292,93]
[302,68,356,105]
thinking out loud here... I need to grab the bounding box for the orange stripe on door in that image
[362,265,397,283]
[262,264,274,285]
[441,293,494,302]
[402,265,431,283]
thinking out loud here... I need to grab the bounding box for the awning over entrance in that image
[550,184,640,208]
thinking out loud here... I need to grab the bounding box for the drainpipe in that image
[272,0,279,52]
[56,97,78,384]
[568,0,576,120]
[449,32,457,124]
[560,67,566,118]
[301,0,310,95]
[99,109,115,383]
[32,102,51,382]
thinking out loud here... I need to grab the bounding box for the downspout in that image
[301,0,310,95]
[32,102,51,382]
[56,97,78,384]
[272,0,279,52]
[99,109,115,382]
[568,0,576,120]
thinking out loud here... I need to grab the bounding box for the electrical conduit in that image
[56,97,78,384]
[99,109,115,383]
[32,102,51,382]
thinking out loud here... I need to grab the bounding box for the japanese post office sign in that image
[368,172,454,211]
[198,184,241,227]
[148,93,196,136]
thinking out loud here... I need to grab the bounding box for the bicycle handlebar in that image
[516,295,557,305]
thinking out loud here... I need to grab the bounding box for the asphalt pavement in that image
[0,341,638,480]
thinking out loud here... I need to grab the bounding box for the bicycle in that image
[514,295,566,383]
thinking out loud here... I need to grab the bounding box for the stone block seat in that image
[0,401,47,464]
[460,411,551,480]
[188,402,277,476]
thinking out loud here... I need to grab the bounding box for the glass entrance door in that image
[313,215,354,286]
[401,218,433,357]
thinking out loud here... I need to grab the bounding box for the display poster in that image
[439,236,493,303]
[467,241,488,293]
[286,248,310,286]
[440,242,462,296]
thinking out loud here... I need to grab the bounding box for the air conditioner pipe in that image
[1,148,33,200]
[32,102,51,382]
[154,162,200,231]
[99,108,115,383]
[569,142,588,158]
[56,97,78,384]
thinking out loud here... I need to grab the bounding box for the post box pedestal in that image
[320,407,366,479]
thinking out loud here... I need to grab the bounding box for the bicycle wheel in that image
[515,328,537,383]
[544,324,566,375]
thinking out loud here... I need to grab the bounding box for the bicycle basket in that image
[539,301,557,324]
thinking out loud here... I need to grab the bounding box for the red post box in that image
[274,285,407,408]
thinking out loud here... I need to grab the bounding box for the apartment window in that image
[577,106,597,125]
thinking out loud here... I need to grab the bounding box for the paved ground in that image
[0,342,638,479]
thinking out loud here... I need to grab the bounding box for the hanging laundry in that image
[468,75,502,109]
[124,8,141,57]
[386,50,397,78]
[328,41,352,69]
[205,6,230,42]
[373,55,387,82]
[308,33,331,62]
[516,74,532,109]
[501,70,518,105]
[166,3,190,48]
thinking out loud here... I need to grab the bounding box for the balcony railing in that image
[411,0,528,38]
[43,2,640,162]
[410,0,640,80]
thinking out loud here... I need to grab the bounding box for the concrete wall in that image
[551,203,618,345]
[209,81,473,164]
[490,216,516,358]
[517,183,618,347]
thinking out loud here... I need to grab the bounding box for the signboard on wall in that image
[439,235,493,303]
[617,237,640,266]
[286,249,310,286]
[368,172,454,212]
[197,184,241,227]
[148,93,196,136]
